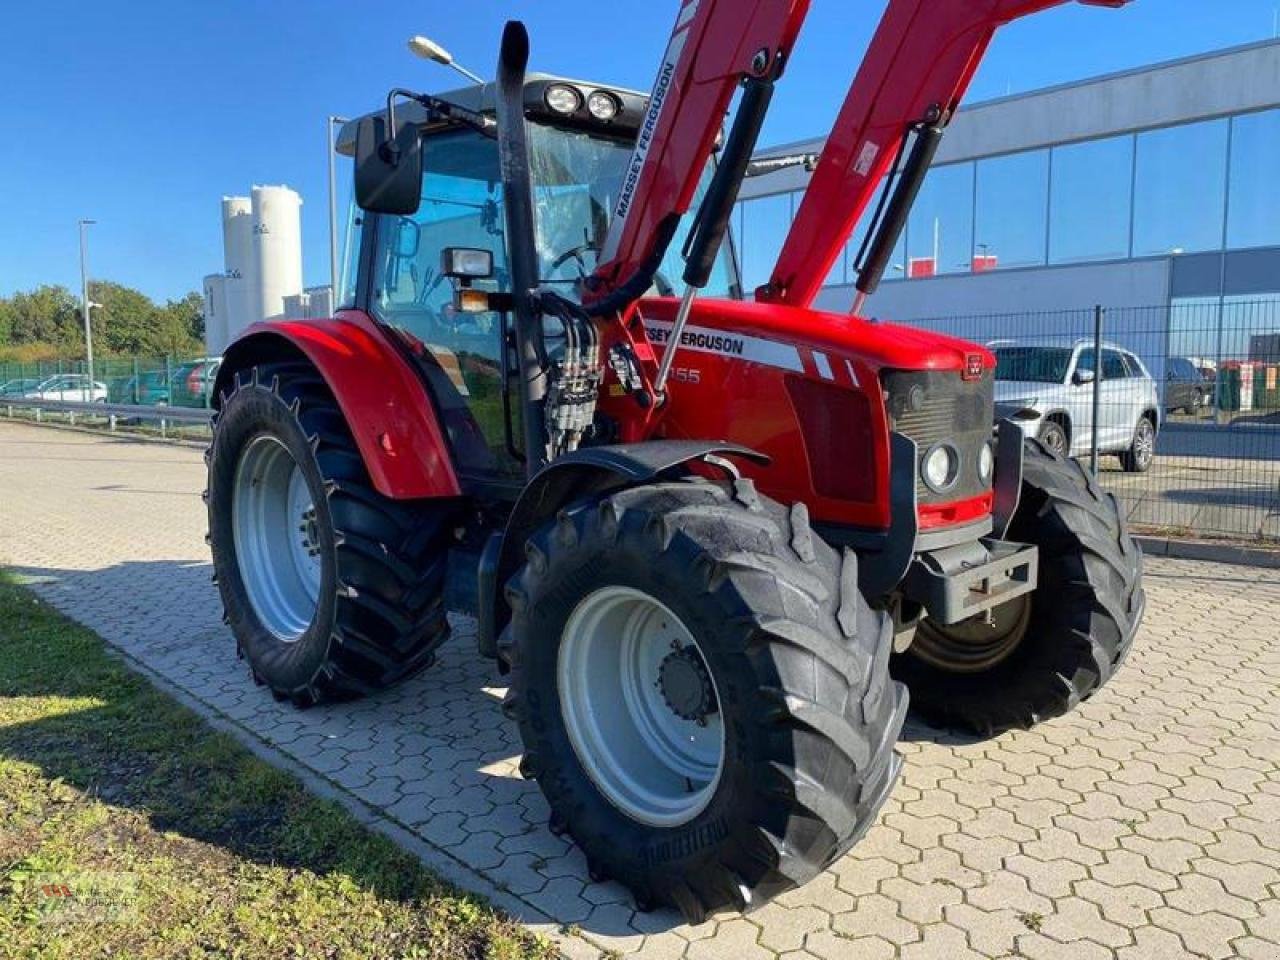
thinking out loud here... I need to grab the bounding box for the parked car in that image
[1165,356,1212,415]
[990,340,1161,473]
[0,378,41,397]
[118,368,172,405]
[169,357,221,407]
[26,374,108,403]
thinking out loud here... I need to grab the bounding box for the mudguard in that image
[479,440,769,659]
[214,311,461,500]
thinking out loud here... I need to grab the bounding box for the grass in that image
[0,573,555,960]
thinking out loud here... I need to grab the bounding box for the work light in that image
[587,90,620,121]
[545,84,582,115]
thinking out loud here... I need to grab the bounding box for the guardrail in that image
[2,396,212,437]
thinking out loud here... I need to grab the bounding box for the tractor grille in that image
[881,369,995,505]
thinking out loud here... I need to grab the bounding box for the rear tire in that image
[892,439,1144,735]
[501,479,907,922]
[206,361,458,705]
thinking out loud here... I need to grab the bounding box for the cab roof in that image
[335,73,648,157]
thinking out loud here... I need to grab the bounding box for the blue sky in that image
[1,0,1277,303]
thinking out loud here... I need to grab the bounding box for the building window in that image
[906,161,974,278]
[1227,109,1280,251]
[738,193,793,293]
[1132,118,1229,258]
[1049,134,1134,265]
[975,149,1049,271]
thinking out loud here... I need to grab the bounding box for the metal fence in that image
[4,304,1278,543]
[0,354,218,408]
[912,300,1280,543]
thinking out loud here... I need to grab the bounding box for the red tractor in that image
[206,0,1141,922]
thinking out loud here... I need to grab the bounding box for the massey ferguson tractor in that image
[206,0,1143,922]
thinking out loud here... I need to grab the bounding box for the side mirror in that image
[1074,368,1096,386]
[354,115,423,215]
[392,219,421,259]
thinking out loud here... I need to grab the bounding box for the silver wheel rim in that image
[1042,425,1066,455]
[1134,420,1154,467]
[558,586,725,828]
[232,435,322,642]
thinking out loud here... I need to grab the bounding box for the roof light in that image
[586,90,620,121]
[545,84,581,115]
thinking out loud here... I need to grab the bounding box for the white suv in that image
[990,340,1161,473]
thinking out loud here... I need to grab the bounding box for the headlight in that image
[978,442,995,483]
[545,84,581,115]
[586,90,620,121]
[922,443,959,493]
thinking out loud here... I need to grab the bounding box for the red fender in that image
[215,310,461,500]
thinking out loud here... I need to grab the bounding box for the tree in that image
[0,281,208,359]
[91,281,159,354]
[153,292,206,356]
[6,286,81,347]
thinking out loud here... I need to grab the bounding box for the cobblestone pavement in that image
[2,420,1278,960]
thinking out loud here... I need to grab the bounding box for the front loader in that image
[205,0,1142,922]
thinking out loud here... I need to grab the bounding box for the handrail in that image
[1,396,212,423]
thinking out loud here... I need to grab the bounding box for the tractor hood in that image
[638,296,994,376]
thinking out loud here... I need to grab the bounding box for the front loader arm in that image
[592,0,811,299]
[762,0,1130,310]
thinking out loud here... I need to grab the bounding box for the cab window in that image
[370,129,520,481]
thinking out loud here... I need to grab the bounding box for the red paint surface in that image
[221,311,461,500]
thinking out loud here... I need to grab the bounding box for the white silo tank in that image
[203,274,230,354]
[221,195,254,339]
[282,292,310,320]
[250,185,304,323]
[304,284,334,319]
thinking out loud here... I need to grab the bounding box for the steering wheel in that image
[547,242,676,298]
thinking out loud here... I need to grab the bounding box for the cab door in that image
[367,128,523,487]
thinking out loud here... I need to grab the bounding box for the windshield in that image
[526,123,738,299]
[992,346,1073,384]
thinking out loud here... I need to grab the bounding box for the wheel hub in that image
[658,645,718,724]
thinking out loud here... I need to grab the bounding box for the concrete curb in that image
[89,637,601,960]
[1136,535,1280,569]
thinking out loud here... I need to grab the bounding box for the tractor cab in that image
[334,75,737,485]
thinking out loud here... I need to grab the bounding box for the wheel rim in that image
[909,594,1032,674]
[231,435,322,642]
[558,586,725,828]
[1134,420,1154,467]
[1042,425,1066,455]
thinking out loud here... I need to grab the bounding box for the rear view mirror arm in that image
[385,88,497,148]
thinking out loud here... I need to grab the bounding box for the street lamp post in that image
[78,219,97,395]
[407,35,486,84]
[327,115,350,300]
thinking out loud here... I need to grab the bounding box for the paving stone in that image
[5,422,1280,960]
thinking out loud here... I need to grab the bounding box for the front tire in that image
[892,440,1144,735]
[207,361,458,705]
[1037,418,1069,457]
[501,479,907,922]
[1120,415,1156,473]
